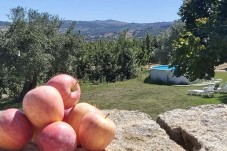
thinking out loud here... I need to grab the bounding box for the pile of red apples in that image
[0,74,116,151]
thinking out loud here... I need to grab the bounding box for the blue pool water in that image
[151,65,175,71]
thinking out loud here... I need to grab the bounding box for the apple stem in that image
[71,81,79,92]
[105,113,110,119]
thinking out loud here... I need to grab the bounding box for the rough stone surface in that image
[0,109,185,151]
[103,109,185,151]
[157,104,227,151]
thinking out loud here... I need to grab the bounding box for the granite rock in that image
[104,109,185,151]
[0,109,185,151]
[157,104,227,151]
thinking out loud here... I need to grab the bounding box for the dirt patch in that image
[215,63,227,72]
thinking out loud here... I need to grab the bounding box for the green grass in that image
[80,71,227,119]
[1,71,227,120]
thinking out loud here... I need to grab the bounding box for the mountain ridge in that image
[0,19,173,40]
[61,19,173,40]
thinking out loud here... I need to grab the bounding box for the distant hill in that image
[0,21,9,26]
[0,20,173,40]
[61,20,173,40]
[0,21,10,30]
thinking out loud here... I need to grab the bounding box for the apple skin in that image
[22,85,64,128]
[66,102,101,146]
[79,112,116,151]
[46,74,81,109]
[62,107,73,122]
[0,108,33,150]
[32,126,42,144]
[36,121,77,151]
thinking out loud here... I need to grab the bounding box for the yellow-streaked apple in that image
[46,74,81,109]
[22,85,64,128]
[79,112,116,151]
[66,102,101,146]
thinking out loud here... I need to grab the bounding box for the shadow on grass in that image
[0,98,22,110]
[144,76,153,84]
[219,94,227,104]
[143,76,176,85]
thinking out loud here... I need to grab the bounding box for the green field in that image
[80,71,227,119]
[1,71,227,120]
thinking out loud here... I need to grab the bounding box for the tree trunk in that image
[16,74,37,103]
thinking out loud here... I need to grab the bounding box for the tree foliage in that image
[171,0,227,81]
[171,31,216,80]
[1,7,168,100]
[0,7,77,101]
[156,20,185,64]
[1,7,61,100]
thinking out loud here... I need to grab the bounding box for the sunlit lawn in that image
[1,71,227,120]
[80,71,227,119]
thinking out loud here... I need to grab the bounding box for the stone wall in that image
[104,109,185,151]
[157,104,227,151]
[1,104,226,151]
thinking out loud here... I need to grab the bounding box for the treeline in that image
[0,7,183,101]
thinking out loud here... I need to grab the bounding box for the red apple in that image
[62,107,73,122]
[66,102,100,146]
[36,121,77,151]
[79,112,116,151]
[0,108,33,150]
[46,74,81,109]
[23,85,64,128]
[32,126,41,143]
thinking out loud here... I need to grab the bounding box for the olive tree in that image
[0,7,61,101]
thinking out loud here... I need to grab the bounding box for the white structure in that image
[150,65,189,85]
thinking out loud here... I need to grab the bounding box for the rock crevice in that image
[104,109,185,151]
[157,104,227,151]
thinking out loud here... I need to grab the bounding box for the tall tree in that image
[209,0,227,64]
[116,31,137,80]
[0,7,61,101]
[171,0,226,81]
[156,20,185,64]
[179,0,218,31]
[137,34,153,65]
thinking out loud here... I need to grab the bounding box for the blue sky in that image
[0,0,183,23]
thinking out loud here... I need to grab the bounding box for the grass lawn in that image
[1,71,227,120]
[80,71,227,119]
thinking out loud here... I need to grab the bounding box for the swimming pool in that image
[150,65,189,85]
[151,65,175,71]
